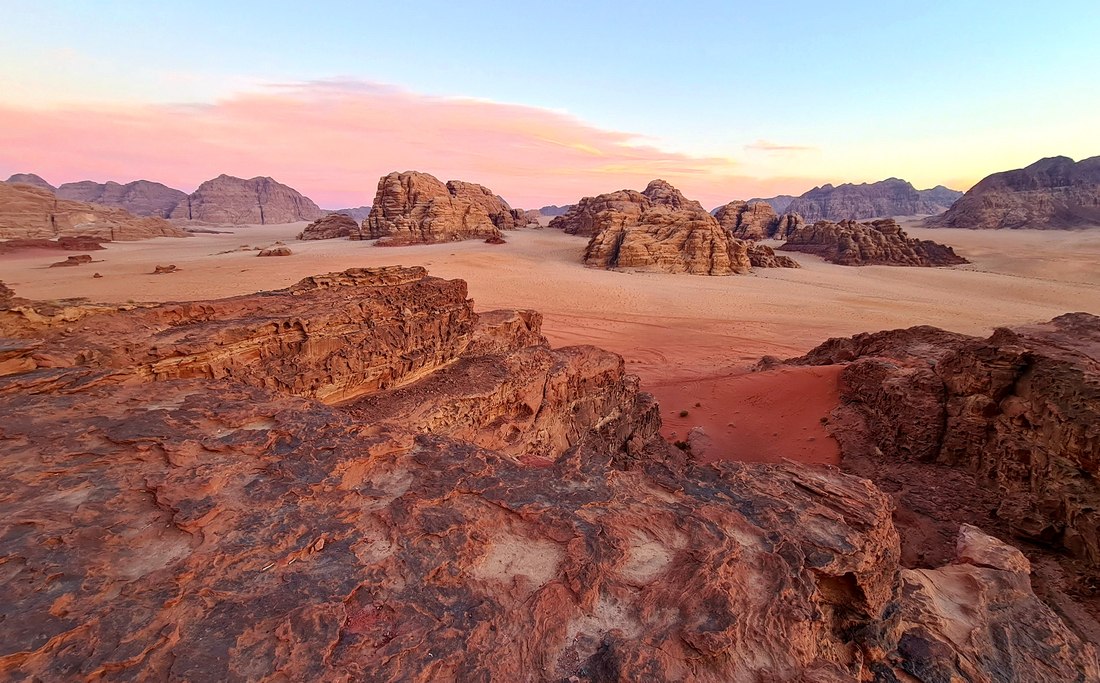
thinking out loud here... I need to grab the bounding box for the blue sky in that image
[1,1,1097,206]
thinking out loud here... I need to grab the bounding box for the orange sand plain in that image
[4,224,1099,464]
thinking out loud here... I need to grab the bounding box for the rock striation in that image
[0,182,189,241]
[170,174,324,224]
[746,242,800,269]
[445,180,535,230]
[297,212,362,241]
[928,155,1100,229]
[0,275,1096,680]
[712,200,805,240]
[4,173,56,192]
[784,179,963,221]
[780,218,969,266]
[56,179,189,218]
[364,171,505,244]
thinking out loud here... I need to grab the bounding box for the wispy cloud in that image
[0,81,816,208]
[743,139,818,154]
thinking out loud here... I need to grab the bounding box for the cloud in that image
[743,139,818,154]
[0,81,816,208]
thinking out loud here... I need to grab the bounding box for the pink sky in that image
[0,81,825,209]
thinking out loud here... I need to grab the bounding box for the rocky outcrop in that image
[928,155,1100,229]
[297,213,362,240]
[746,242,800,269]
[575,181,758,275]
[0,182,190,241]
[785,179,963,221]
[445,180,534,230]
[257,246,292,257]
[169,174,324,224]
[791,313,1100,570]
[0,275,1095,680]
[47,254,93,268]
[780,218,969,266]
[712,200,805,240]
[4,173,56,191]
[0,236,106,255]
[364,171,504,244]
[56,179,188,218]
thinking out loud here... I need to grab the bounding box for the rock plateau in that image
[0,272,1094,681]
[784,179,963,222]
[928,155,1100,229]
[780,218,969,266]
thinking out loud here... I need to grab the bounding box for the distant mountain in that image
[5,173,56,192]
[927,156,1100,229]
[744,194,796,213]
[0,182,188,241]
[326,206,371,222]
[169,175,324,224]
[784,179,962,221]
[56,180,188,218]
[539,204,573,217]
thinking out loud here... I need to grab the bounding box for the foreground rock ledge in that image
[0,271,1096,681]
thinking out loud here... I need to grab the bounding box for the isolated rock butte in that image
[364,171,504,244]
[784,178,963,222]
[169,174,324,224]
[56,179,189,218]
[791,313,1100,569]
[0,182,190,241]
[4,173,56,192]
[712,200,805,240]
[780,218,969,266]
[297,212,362,240]
[1,271,1094,680]
[928,155,1100,229]
[445,180,536,230]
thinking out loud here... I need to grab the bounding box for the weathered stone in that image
[364,171,503,244]
[56,179,188,218]
[0,183,190,241]
[780,218,968,266]
[297,213,361,240]
[170,174,323,224]
[785,179,963,221]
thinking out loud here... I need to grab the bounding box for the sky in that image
[1,1,1097,209]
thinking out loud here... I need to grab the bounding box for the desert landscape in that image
[3,3,1100,680]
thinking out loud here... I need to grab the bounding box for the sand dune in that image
[4,225,1098,462]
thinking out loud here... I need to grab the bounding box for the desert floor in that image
[4,224,1099,465]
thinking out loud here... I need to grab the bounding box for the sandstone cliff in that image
[780,218,969,266]
[927,155,1100,229]
[784,179,963,221]
[297,212,362,240]
[712,200,804,240]
[170,174,324,224]
[56,179,189,218]
[364,171,505,244]
[0,182,190,241]
[445,180,535,230]
[0,276,1095,680]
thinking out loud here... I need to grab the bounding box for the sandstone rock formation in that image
[153,264,178,274]
[0,275,1096,680]
[4,173,56,191]
[784,179,963,221]
[0,236,106,255]
[0,182,189,241]
[780,218,969,266]
[928,155,1100,229]
[258,246,292,257]
[47,254,93,268]
[364,171,504,244]
[746,242,800,269]
[445,180,535,230]
[791,313,1100,571]
[170,174,324,224]
[297,212,362,240]
[712,200,804,240]
[56,179,188,218]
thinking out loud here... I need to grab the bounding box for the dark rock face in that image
[297,213,362,240]
[4,173,56,192]
[169,174,324,224]
[0,275,1096,680]
[539,204,573,216]
[928,155,1100,229]
[56,180,189,218]
[780,219,969,266]
[785,179,962,221]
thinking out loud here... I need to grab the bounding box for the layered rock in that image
[0,275,1095,680]
[297,212,362,240]
[780,218,969,266]
[170,174,324,224]
[745,193,796,213]
[746,242,800,269]
[4,173,56,191]
[928,155,1100,229]
[785,178,963,221]
[56,179,188,218]
[790,313,1100,569]
[0,182,189,241]
[0,236,106,254]
[364,171,504,244]
[712,200,804,240]
[445,180,534,230]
